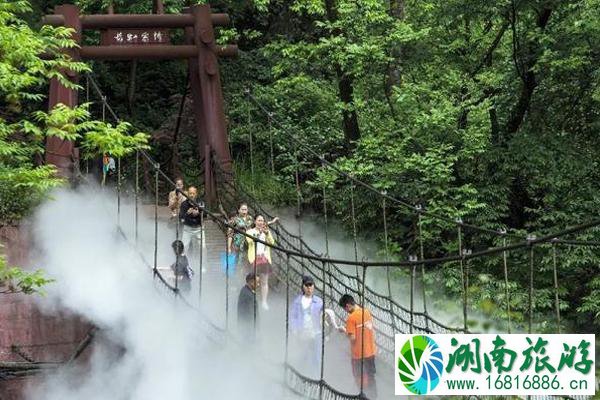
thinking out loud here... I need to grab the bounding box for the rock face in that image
[0,225,90,400]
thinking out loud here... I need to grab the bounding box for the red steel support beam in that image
[42,13,230,28]
[79,44,237,60]
[45,4,81,178]
[204,144,214,206]
[191,4,233,184]
[184,24,209,182]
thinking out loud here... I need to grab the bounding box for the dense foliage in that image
[9,0,599,330]
[0,0,148,294]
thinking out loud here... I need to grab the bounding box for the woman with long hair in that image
[246,215,275,310]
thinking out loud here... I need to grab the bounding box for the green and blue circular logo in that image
[397,335,444,394]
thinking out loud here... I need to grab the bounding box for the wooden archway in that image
[43,2,237,203]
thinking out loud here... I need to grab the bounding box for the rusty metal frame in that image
[43,4,235,203]
[42,13,230,29]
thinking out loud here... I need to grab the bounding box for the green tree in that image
[0,0,149,294]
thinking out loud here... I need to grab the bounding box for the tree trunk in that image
[385,0,405,95]
[325,0,361,147]
[503,7,553,229]
[126,60,137,116]
[503,8,552,139]
[337,68,360,143]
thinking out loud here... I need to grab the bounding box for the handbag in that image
[220,252,237,276]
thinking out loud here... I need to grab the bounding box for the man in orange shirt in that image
[338,294,377,399]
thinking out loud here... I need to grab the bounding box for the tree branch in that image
[504,7,553,138]
[470,21,509,78]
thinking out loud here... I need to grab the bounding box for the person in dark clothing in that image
[237,272,259,339]
[171,240,192,293]
[179,186,205,272]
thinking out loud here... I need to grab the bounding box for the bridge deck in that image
[135,206,395,399]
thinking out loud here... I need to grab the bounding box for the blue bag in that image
[220,252,237,276]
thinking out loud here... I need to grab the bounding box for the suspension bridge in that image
[50,71,598,399]
[2,2,599,399]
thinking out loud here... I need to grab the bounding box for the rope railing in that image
[92,137,596,400]
[95,144,368,399]
[244,87,600,247]
[210,162,600,267]
[209,154,600,367]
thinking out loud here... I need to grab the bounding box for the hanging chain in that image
[153,163,159,275]
[416,206,429,331]
[408,254,417,334]
[198,209,204,304]
[359,264,367,398]
[294,147,303,275]
[501,232,511,333]
[249,121,255,194]
[284,253,291,366]
[253,238,258,332]
[349,180,360,281]
[457,222,468,331]
[551,239,561,333]
[224,232,230,331]
[321,160,334,302]
[382,193,397,333]
[85,75,90,175]
[527,234,536,334]
[463,248,471,332]
[135,151,139,244]
[244,88,255,193]
[268,112,275,175]
[117,157,121,227]
[319,260,327,400]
